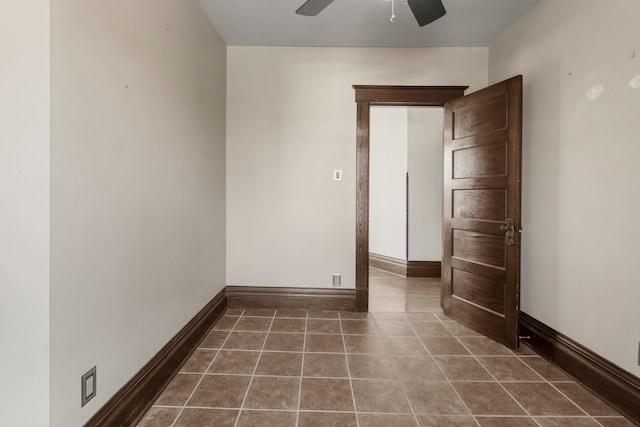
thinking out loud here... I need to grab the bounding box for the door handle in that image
[501,219,516,246]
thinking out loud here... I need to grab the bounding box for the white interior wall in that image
[370,107,408,260]
[49,1,227,425]
[407,107,443,261]
[0,1,50,425]
[227,47,488,288]
[490,0,640,376]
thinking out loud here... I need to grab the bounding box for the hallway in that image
[137,270,633,426]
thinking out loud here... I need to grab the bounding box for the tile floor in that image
[137,270,635,427]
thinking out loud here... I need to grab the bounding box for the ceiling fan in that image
[296,0,447,27]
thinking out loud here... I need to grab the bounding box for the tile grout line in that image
[168,308,242,427]
[232,310,276,427]
[295,312,309,426]
[339,312,361,427]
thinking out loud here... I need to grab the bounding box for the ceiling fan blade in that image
[407,0,446,26]
[295,0,335,16]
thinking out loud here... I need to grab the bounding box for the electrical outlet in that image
[81,366,97,407]
[332,274,341,287]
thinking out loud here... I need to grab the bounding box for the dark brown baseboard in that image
[227,286,356,311]
[369,253,440,278]
[520,312,640,425]
[85,288,228,427]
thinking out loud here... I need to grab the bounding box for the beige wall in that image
[227,47,488,288]
[0,1,50,425]
[49,1,227,425]
[490,0,640,376]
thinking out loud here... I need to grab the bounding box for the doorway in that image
[353,85,468,312]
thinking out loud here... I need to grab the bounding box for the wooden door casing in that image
[442,76,523,349]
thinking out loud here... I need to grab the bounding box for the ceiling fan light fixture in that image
[295,0,335,16]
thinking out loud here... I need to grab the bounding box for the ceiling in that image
[199,0,539,48]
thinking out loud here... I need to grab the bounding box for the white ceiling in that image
[199,0,539,47]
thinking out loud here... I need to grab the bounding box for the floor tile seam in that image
[168,317,240,427]
[546,380,602,418]
[393,359,439,427]
[233,312,276,427]
[339,317,360,427]
[295,315,309,426]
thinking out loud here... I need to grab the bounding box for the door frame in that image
[353,85,468,312]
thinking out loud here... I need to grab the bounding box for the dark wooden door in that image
[441,76,522,350]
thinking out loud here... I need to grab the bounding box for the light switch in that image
[333,169,342,181]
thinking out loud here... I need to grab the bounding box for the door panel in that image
[442,76,522,349]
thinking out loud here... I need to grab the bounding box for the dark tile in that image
[305,334,344,353]
[391,355,446,382]
[535,418,601,427]
[306,319,342,334]
[344,335,387,354]
[225,308,244,316]
[236,410,297,427]
[420,337,470,356]
[173,409,238,427]
[155,373,201,406]
[263,333,305,352]
[234,317,272,332]
[299,411,358,427]
[307,311,340,319]
[520,356,572,381]
[208,351,260,375]
[373,312,408,320]
[403,313,440,321]
[340,311,372,320]
[300,378,354,411]
[595,417,638,427]
[358,413,418,426]
[375,320,415,336]
[475,416,538,427]
[136,407,180,427]
[199,330,230,349]
[443,322,483,337]
[403,381,469,415]
[187,375,250,408]
[275,309,307,318]
[341,319,379,335]
[255,352,302,376]
[410,321,453,337]
[222,332,267,350]
[180,349,217,373]
[502,382,584,416]
[352,379,412,413]
[303,353,349,377]
[452,382,526,415]
[348,354,396,379]
[384,336,428,355]
[553,382,620,416]
[416,415,477,426]
[213,315,240,330]
[457,336,512,355]
[270,318,306,333]
[242,309,276,317]
[243,376,300,410]
[513,343,538,355]
[434,356,493,381]
[477,356,544,381]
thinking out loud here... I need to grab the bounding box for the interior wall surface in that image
[489,0,640,376]
[369,106,408,260]
[226,46,488,288]
[407,107,443,261]
[0,1,50,425]
[49,1,227,425]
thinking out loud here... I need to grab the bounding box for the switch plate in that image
[81,366,97,407]
[332,274,341,287]
[333,169,342,181]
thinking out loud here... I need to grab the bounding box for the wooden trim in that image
[354,85,468,313]
[407,261,441,278]
[520,312,640,425]
[369,253,406,276]
[85,288,228,427]
[227,286,356,311]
